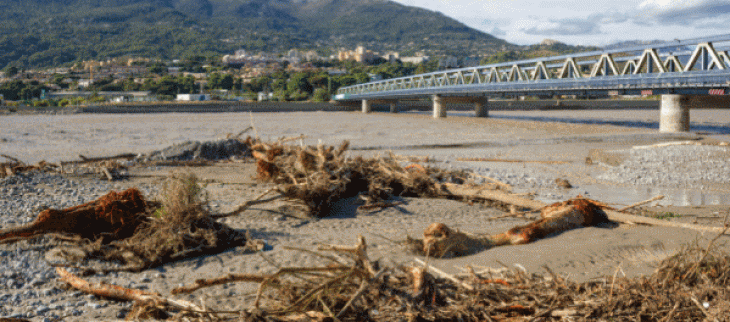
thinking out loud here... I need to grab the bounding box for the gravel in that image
[598,145,730,189]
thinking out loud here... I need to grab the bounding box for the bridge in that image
[334,34,730,133]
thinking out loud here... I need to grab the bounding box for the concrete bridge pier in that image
[433,95,446,118]
[475,97,489,118]
[362,100,371,114]
[660,95,690,132]
[390,101,399,113]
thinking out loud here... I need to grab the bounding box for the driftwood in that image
[51,231,730,321]
[456,157,571,164]
[0,188,148,243]
[437,183,726,235]
[250,139,462,218]
[437,183,545,210]
[618,195,665,212]
[65,153,137,165]
[415,198,611,257]
[1,158,61,178]
[57,267,206,319]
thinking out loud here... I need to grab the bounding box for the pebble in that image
[87,303,105,309]
[35,306,50,314]
[599,145,730,189]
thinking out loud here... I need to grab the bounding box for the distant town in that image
[0,45,461,107]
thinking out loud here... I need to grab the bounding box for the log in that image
[437,183,545,210]
[57,268,204,314]
[62,153,137,165]
[437,183,726,235]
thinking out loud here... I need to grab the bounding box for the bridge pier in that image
[362,100,371,114]
[660,95,690,132]
[475,97,489,118]
[390,101,398,113]
[433,95,446,118]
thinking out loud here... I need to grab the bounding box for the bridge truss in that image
[335,34,730,100]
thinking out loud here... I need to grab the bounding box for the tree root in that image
[0,188,148,243]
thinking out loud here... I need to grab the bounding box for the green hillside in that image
[0,0,514,69]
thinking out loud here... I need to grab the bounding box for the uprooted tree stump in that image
[412,198,612,257]
[0,188,148,243]
[250,139,469,218]
[4,171,260,273]
[80,172,259,272]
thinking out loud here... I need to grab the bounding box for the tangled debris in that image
[3,171,259,273]
[58,231,730,321]
[249,139,472,217]
[80,172,259,272]
[1,154,61,179]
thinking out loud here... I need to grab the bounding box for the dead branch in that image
[618,195,665,212]
[469,173,512,190]
[171,273,269,295]
[57,267,205,317]
[414,258,474,291]
[0,154,23,164]
[319,235,377,277]
[436,183,545,210]
[336,268,387,319]
[358,201,405,211]
[212,188,283,219]
[457,157,571,164]
[64,153,136,165]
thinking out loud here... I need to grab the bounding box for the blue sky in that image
[391,0,730,46]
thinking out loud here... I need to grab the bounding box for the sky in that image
[390,0,730,46]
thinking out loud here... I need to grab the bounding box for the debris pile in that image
[249,139,471,217]
[2,171,259,273]
[57,233,730,321]
[142,138,251,162]
[83,171,257,272]
[1,154,60,179]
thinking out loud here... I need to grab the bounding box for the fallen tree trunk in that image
[437,183,726,235]
[418,198,611,257]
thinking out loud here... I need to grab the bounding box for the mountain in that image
[602,40,689,54]
[0,0,514,69]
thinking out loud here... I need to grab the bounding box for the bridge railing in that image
[336,34,730,98]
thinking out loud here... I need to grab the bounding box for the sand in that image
[2,109,730,319]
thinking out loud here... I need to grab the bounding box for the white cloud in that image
[519,18,601,36]
[637,0,730,24]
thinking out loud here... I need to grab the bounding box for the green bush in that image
[312,88,330,102]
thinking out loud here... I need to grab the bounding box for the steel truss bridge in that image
[335,34,730,99]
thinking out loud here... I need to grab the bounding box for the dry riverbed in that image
[1,109,729,320]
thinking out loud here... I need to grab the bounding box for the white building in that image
[176,94,211,101]
[258,92,274,102]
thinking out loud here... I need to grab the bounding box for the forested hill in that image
[0,0,514,69]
